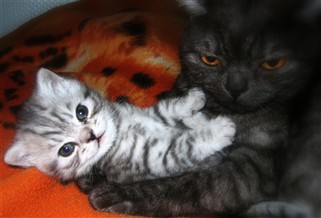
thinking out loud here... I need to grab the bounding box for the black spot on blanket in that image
[101,67,117,77]
[25,30,72,46]
[39,47,58,59]
[117,18,147,46]
[13,55,34,63]
[130,72,155,89]
[4,89,18,101]
[0,62,9,74]
[0,46,13,57]
[10,70,25,86]
[41,53,68,69]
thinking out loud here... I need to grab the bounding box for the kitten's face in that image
[4,69,116,181]
[179,0,320,113]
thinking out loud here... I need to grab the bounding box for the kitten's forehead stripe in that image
[20,128,39,135]
[61,112,73,119]
[65,102,72,110]
[84,88,90,99]
[40,130,63,137]
[31,103,47,111]
[91,101,103,118]
[50,110,68,123]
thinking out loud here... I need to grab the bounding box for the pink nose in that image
[79,127,96,143]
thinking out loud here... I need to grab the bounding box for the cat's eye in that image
[261,58,286,71]
[76,105,88,122]
[201,55,221,66]
[58,142,76,157]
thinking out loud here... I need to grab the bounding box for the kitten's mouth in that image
[97,132,105,147]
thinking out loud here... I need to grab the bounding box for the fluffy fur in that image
[84,0,321,216]
[4,68,235,184]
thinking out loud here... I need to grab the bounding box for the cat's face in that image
[4,69,116,181]
[178,0,320,113]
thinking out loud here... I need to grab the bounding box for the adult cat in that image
[246,55,321,218]
[85,0,321,216]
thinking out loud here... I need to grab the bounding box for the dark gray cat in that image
[84,0,321,216]
[247,63,321,218]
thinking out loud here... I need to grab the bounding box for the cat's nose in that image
[79,127,97,143]
[225,74,248,99]
[87,131,97,142]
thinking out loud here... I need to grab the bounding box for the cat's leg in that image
[88,145,276,216]
[150,88,206,126]
[76,167,106,193]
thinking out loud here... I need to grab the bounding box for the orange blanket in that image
[0,0,186,216]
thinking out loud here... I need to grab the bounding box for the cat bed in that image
[0,0,186,216]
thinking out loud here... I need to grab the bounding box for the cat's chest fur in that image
[237,113,286,148]
[205,107,287,149]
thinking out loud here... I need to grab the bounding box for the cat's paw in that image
[89,182,134,213]
[180,88,206,116]
[208,116,236,149]
[182,111,208,129]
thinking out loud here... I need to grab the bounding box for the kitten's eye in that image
[201,55,221,66]
[58,142,76,157]
[76,105,88,122]
[261,58,286,71]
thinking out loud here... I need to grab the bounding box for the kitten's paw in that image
[209,116,236,148]
[182,112,208,129]
[181,88,206,116]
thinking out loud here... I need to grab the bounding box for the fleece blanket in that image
[0,0,187,216]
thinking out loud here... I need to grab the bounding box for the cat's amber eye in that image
[201,55,221,66]
[261,58,286,71]
[76,105,88,122]
[59,142,76,157]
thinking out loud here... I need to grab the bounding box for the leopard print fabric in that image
[0,1,185,131]
[1,1,186,216]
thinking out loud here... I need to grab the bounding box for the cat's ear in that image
[300,0,321,26]
[35,68,70,97]
[4,141,35,168]
[176,0,208,15]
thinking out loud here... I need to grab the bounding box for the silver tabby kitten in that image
[4,68,235,184]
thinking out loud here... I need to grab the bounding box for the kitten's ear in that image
[176,0,208,15]
[4,141,35,168]
[35,68,69,97]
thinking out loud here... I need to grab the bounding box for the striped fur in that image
[85,0,321,216]
[4,68,235,183]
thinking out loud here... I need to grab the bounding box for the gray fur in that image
[4,68,235,184]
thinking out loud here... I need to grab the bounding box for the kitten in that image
[84,0,321,216]
[4,68,235,184]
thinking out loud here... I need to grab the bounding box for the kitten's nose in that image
[79,127,97,143]
[225,74,248,99]
[87,131,97,142]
